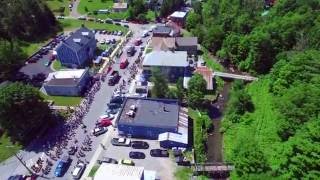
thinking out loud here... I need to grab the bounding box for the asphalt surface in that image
[19,52,53,78]
[0,23,155,180]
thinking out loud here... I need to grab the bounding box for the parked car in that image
[119,159,135,166]
[131,141,149,149]
[99,114,115,119]
[44,60,51,67]
[134,39,142,46]
[78,16,86,20]
[107,103,121,110]
[117,31,123,36]
[54,155,70,177]
[120,58,129,69]
[126,46,135,57]
[105,108,118,115]
[111,138,131,146]
[124,24,129,28]
[92,127,108,136]
[172,149,183,157]
[97,157,118,164]
[150,149,169,157]
[68,146,78,155]
[110,96,124,104]
[111,38,116,44]
[96,119,112,127]
[129,151,146,159]
[57,16,65,19]
[27,57,38,63]
[105,19,113,24]
[71,162,86,179]
[108,71,120,86]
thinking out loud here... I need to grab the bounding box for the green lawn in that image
[78,0,113,15]
[58,19,128,32]
[19,40,48,56]
[52,60,68,71]
[0,134,22,162]
[223,79,282,169]
[88,165,100,177]
[45,0,70,16]
[41,93,82,106]
[174,167,193,180]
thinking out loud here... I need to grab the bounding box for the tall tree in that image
[151,68,169,98]
[0,83,53,143]
[187,74,207,108]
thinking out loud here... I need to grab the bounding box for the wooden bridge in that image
[213,71,258,81]
[192,162,234,173]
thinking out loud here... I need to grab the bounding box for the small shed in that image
[158,132,188,149]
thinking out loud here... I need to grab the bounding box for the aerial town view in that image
[0,0,319,180]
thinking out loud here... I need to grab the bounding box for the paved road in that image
[70,0,81,18]
[0,23,154,180]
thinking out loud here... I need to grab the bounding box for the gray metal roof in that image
[118,97,179,128]
[176,37,198,46]
[153,26,172,35]
[143,51,188,67]
[63,27,95,52]
[46,78,79,86]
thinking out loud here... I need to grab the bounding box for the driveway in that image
[70,0,81,18]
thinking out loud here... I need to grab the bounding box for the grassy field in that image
[146,10,156,21]
[52,60,67,71]
[88,165,100,177]
[19,40,48,56]
[181,29,192,37]
[78,0,113,15]
[41,93,82,106]
[174,167,193,180]
[223,79,282,169]
[45,0,70,16]
[58,19,128,32]
[0,134,22,162]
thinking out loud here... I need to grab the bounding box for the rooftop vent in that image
[126,110,135,117]
[130,105,137,111]
[73,38,81,43]
[82,32,89,36]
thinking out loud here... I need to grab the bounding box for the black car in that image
[150,149,169,157]
[175,156,191,166]
[126,46,135,57]
[110,96,124,104]
[107,103,121,109]
[124,24,129,28]
[129,151,146,159]
[97,157,118,164]
[172,149,183,157]
[131,141,149,149]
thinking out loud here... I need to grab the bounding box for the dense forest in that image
[0,0,58,80]
[187,0,320,179]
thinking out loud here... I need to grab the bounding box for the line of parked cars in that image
[96,30,123,36]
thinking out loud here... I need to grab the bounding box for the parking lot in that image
[98,137,176,180]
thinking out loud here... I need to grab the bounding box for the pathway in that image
[70,0,81,18]
[213,71,258,81]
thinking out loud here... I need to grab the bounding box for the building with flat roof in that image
[142,51,188,82]
[94,163,144,180]
[168,11,188,27]
[117,97,180,139]
[43,69,89,96]
[149,37,198,55]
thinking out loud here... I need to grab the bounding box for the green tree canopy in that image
[151,68,169,98]
[187,74,207,108]
[0,83,53,143]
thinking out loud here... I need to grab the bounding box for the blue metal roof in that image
[63,27,95,52]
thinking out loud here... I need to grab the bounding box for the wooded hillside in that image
[187,0,320,179]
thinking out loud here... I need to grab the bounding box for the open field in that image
[58,19,128,32]
[45,0,70,16]
[0,134,22,162]
[41,93,83,106]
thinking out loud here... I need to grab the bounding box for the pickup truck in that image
[108,71,120,86]
[111,138,131,146]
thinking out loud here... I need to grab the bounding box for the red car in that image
[120,58,129,69]
[134,39,142,46]
[96,119,112,127]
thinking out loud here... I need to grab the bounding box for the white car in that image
[99,40,106,44]
[92,127,108,136]
[72,163,86,179]
[99,114,115,119]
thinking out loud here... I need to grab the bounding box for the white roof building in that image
[143,51,188,67]
[45,69,87,82]
[94,164,144,180]
[169,11,188,18]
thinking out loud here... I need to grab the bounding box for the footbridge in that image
[213,71,258,81]
[192,162,234,173]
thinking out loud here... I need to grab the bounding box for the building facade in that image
[43,69,90,96]
[56,27,96,68]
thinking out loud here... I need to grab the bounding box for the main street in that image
[0,22,154,180]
